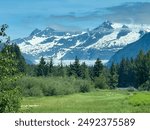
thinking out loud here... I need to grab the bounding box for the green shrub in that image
[94,75,109,89]
[139,80,150,91]
[42,84,57,96]
[76,80,93,93]
[17,76,94,97]
[127,86,137,92]
[79,83,90,93]
[17,77,43,96]
[29,87,43,97]
[0,88,22,112]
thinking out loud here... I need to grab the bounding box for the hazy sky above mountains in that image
[0,0,150,39]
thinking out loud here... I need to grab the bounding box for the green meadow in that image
[21,90,150,113]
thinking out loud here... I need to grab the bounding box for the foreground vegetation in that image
[21,90,150,113]
[16,76,94,96]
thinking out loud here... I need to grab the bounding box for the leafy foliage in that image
[16,76,94,97]
[0,25,22,112]
[1,44,26,73]
[0,88,21,112]
[94,75,109,89]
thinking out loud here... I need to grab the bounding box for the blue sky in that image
[0,0,150,39]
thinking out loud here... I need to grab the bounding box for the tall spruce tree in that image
[67,56,82,78]
[135,50,145,87]
[48,58,53,76]
[93,58,103,77]
[80,62,89,79]
[55,59,65,77]
[109,62,118,89]
[136,50,150,89]
[67,63,74,77]
[144,51,150,82]
[72,56,82,77]
[36,57,48,76]
[118,58,131,87]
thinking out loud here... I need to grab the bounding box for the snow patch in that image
[28,36,46,45]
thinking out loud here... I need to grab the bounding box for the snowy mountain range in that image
[108,32,150,66]
[12,21,150,65]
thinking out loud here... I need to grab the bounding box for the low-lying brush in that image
[16,76,94,97]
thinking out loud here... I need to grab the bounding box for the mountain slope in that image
[12,21,150,64]
[108,32,150,65]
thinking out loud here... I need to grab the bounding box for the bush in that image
[0,88,22,112]
[79,84,90,93]
[75,80,93,93]
[127,86,137,92]
[17,76,94,97]
[42,85,57,96]
[94,75,109,89]
[139,80,150,91]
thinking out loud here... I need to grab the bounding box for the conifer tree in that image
[109,62,118,89]
[93,58,103,77]
[119,58,134,87]
[66,57,82,78]
[48,58,53,76]
[136,50,150,89]
[36,57,48,76]
[67,63,74,77]
[135,50,145,87]
[80,62,89,79]
[73,56,82,77]
[55,59,65,77]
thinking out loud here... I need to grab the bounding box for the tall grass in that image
[21,90,150,113]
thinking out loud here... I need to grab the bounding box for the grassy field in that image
[20,90,150,113]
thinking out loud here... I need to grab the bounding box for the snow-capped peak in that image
[92,20,114,33]
[44,27,55,32]
[30,28,41,36]
[13,21,150,64]
[101,20,113,29]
